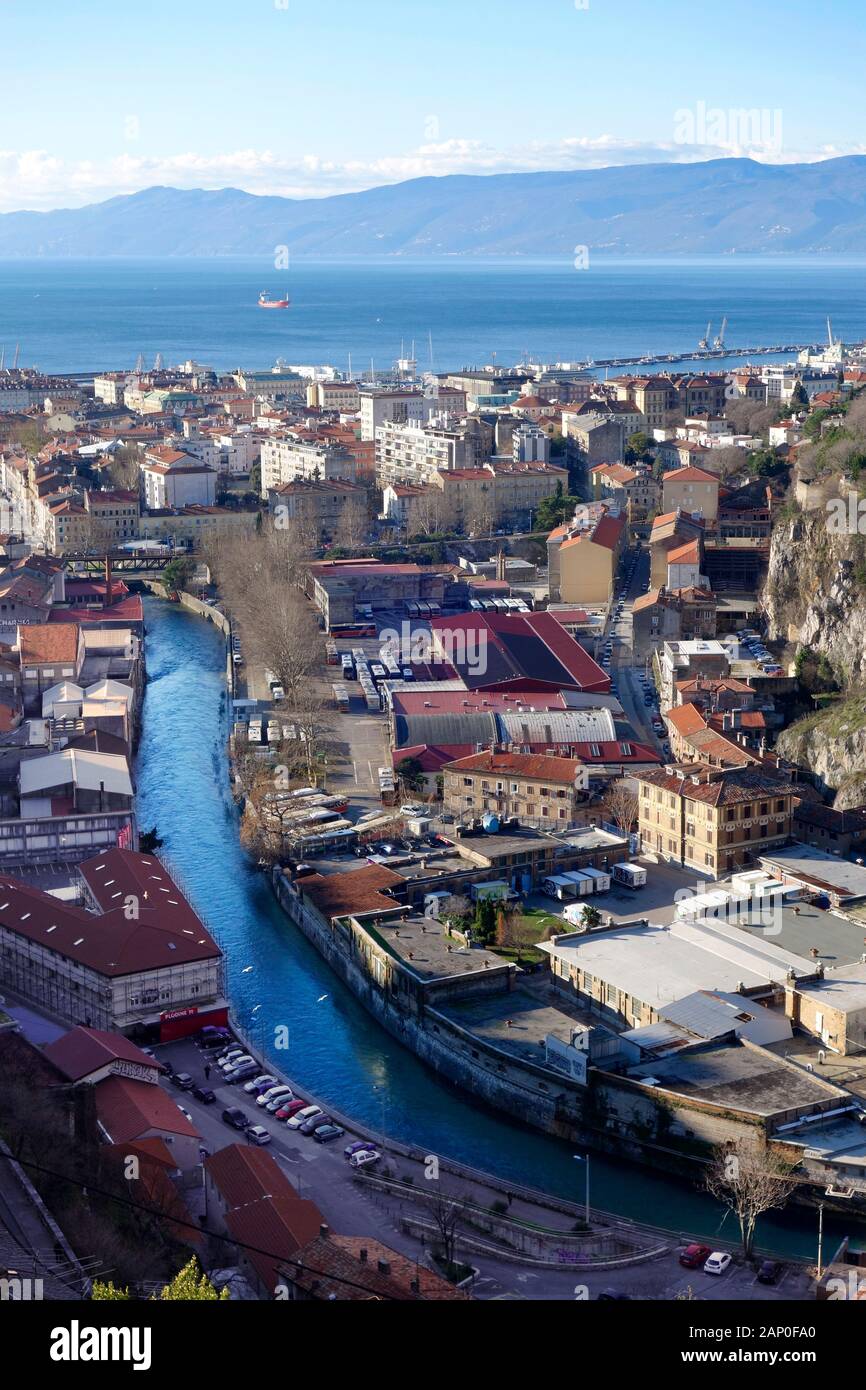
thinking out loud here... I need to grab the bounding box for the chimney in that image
[104,552,113,609]
[377,1259,391,1275]
[359,1248,368,1264]
[320,1223,330,1238]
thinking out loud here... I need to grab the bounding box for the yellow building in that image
[662,464,720,522]
[636,766,794,877]
[549,509,626,605]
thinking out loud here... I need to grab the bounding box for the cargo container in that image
[577,866,612,894]
[612,862,647,890]
[563,871,594,896]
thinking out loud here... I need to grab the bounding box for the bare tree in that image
[334,494,370,552]
[705,1144,797,1261]
[603,779,639,834]
[428,1189,468,1272]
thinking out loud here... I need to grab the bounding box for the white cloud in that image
[0,135,860,213]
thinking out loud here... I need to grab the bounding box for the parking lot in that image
[153,1032,814,1302]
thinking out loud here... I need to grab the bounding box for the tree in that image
[428,1189,468,1275]
[105,444,143,491]
[625,431,654,463]
[604,779,639,833]
[151,1257,230,1301]
[334,495,370,552]
[91,1280,131,1300]
[163,556,195,593]
[139,826,164,853]
[474,895,497,942]
[704,1145,796,1261]
[395,756,426,796]
[789,382,809,411]
[581,904,602,930]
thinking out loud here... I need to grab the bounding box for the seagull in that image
[242,966,254,974]
[317,994,329,1003]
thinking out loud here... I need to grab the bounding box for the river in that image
[135,594,842,1259]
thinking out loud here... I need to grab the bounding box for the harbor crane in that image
[713,317,728,350]
[698,321,712,351]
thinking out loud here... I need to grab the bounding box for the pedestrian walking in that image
[204,1063,211,1080]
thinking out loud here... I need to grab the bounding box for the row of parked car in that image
[679,1243,784,1283]
[738,629,783,675]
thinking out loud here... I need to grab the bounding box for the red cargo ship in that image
[258,291,291,309]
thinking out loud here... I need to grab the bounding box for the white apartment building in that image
[140,446,217,511]
[260,435,357,493]
[375,418,474,486]
[513,423,550,464]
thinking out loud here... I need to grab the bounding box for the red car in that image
[276,1099,309,1121]
[679,1243,712,1270]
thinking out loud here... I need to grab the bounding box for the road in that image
[601,544,668,757]
[157,1032,813,1301]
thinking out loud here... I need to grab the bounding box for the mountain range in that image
[3,157,866,257]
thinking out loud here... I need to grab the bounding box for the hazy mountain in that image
[3,158,866,257]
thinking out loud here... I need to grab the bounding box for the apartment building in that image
[359,386,466,442]
[636,765,795,876]
[662,464,721,523]
[442,751,589,830]
[590,462,660,520]
[306,379,361,413]
[375,418,476,485]
[260,434,357,491]
[140,446,217,510]
[547,507,626,605]
[268,478,369,542]
[0,849,225,1034]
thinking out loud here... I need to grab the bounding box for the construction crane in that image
[698,321,712,351]
[713,317,728,351]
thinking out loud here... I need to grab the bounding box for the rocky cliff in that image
[763,507,866,687]
[765,505,866,806]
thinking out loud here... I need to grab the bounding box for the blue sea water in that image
[1,255,866,375]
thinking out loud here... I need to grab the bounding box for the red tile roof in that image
[44,1026,159,1082]
[0,850,220,978]
[443,750,583,783]
[295,864,403,920]
[95,1075,200,1143]
[19,623,80,665]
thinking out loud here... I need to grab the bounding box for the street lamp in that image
[573,1152,590,1229]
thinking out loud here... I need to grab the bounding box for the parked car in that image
[192,1086,217,1105]
[704,1252,732,1276]
[171,1072,195,1091]
[221,1108,250,1131]
[247,1125,272,1146]
[301,1111,333,1136]
[225,1062,259,1084]
[400,804,425,817]
[276,1099,309,1121]
[257,1085,293,1108]
[265,1091,296,1113]
[244,1074,277,1095]
[313,1124,345,1144]
[345,1140,376,1158]
[287,1105,323,1131]
[348,1148,381,1169]
[217,1048,247,1068]
[679,1243,712,1269]
[756,1259,783,1285]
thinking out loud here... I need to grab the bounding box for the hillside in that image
[5,157,866,257]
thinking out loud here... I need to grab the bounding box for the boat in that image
[258,291,291,309]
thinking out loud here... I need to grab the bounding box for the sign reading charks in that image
[161,1006,199,1022]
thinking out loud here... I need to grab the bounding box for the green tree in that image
[581,904,602,930]
[151,1257,229,1301]
[91,1280,131,1300]
[162,556,195,592]
[474,896,497,942]
[625,431,654,463]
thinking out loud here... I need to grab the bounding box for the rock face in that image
[775,697,866,808]
[766,506,866,806]
[763,509,866,687]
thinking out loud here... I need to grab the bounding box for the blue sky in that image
[2,0,864,211]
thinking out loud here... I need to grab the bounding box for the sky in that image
[2,0,865,213]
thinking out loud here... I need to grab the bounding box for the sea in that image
[1,255,866,377]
